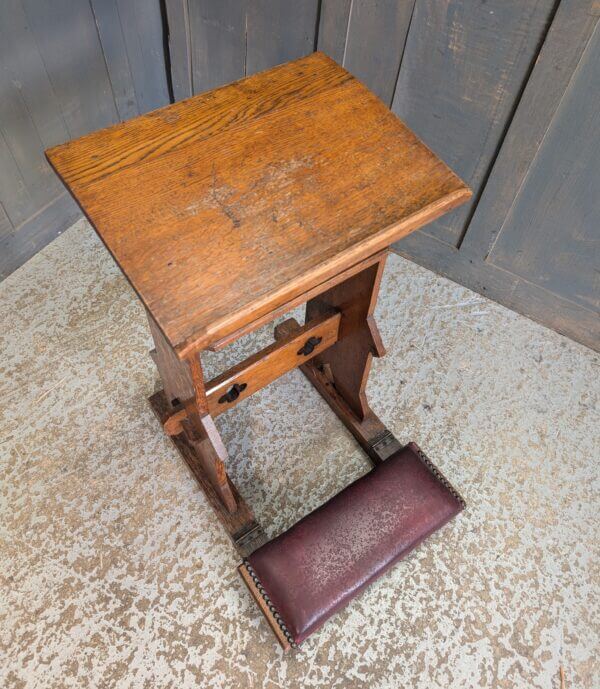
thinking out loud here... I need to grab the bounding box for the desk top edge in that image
[46,52,471,360]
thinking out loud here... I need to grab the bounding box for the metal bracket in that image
[368,429,402,463]
[234,522,268,557]
[218,382,247,404]
[297,336,322,356]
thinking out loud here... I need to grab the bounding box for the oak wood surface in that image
[206,310,341,415]
[304,255,387,419]
[205,250,388,351]
[162,310,342,434]
[47,52,470,358]
[180,410,237,513]
[149,390,268,552]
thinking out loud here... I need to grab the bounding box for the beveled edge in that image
[175,186,471,358]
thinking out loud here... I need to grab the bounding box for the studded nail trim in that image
[412,444,467,509]
[242,560,298,649]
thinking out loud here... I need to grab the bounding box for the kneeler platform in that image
[46,53,470,649]
[239,443,465,650]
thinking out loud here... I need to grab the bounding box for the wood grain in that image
[206,311,341,416]
[162,311,341,434]
[205,250,388,351]
[305,256,387,419]
[47,52,470,358]
[149,390,267,554]
[47,54,349,187]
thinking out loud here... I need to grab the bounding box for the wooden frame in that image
[238,563,292,651]
[147,252,403,556]
[46,52,471,562]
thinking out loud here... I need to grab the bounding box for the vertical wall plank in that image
[317,0,352,64]
[392,0,556,247]
[20,0,119,137]
[0,71,62,211]
[90,0,140,121]
[165,0,193,100]
[0,202,13,239]
[245,0,319,75]
[0,0,171,280]
[461,0,599,260]
[488,28,600,311]
[343,0,415,105]
[188,0,246,94]
[477,12,600,312]
[0,193,80,281]
[0,1,64,219]
[0,0,70,149]
[0,122,36,228]
[395,0,600,350]
[115,0,170,112]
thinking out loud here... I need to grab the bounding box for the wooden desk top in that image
[47,53,470,358]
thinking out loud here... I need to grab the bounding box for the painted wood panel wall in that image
[2,0,598,351]
[165,0,321,98]
[395,0,600,350]
[165,0,598,349]
[0,0,169,280]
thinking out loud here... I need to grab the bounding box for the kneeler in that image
[46,53,470,650]
[239,442,464,649]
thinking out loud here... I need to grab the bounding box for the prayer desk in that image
[47,53,470,558]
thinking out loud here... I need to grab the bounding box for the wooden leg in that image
[149,391,267,556]
[146,312,239,517]
[180,406,238,513]
[306,257,387,419]
[275,255,402,465]
[146,254,401,553]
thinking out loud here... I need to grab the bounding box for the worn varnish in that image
[47,52,470,358]
[46,52,470,562]
[162,310,342,434]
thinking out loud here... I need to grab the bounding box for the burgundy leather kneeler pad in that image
[242,442,465,647]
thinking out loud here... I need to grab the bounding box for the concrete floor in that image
[0,219,598,689]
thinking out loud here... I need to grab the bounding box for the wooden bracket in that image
[275,316,402,466]
[162,310,341,435]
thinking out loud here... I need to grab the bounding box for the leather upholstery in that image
[246,442,464,645]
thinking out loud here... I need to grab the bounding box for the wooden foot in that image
[149,390,268,556]
[274,317,401,465]
[300,359,402,465]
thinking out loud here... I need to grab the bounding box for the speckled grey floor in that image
[1,219,598,689]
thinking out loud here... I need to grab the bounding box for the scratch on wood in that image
[209,165,241,228]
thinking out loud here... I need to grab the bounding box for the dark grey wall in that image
[392,0,600,351]
[164,0,321,98]
[1,1,598,351]
[0,0,169,280]
[163,0,599,350]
